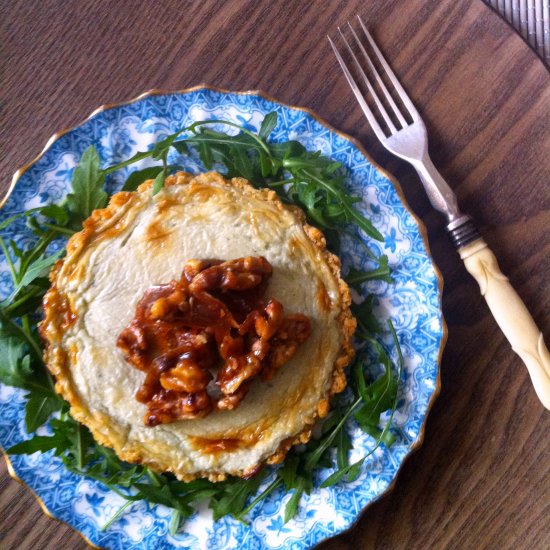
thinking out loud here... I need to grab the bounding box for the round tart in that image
[41,172,355,480]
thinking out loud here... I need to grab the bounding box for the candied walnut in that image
[190,256,272,293]
[216,382,251,411]
[146,389,212,426]
[116,256,311,425]
[160,359,212,393]
[262,314,311,381]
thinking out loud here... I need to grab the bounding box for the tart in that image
[41,171,355,480]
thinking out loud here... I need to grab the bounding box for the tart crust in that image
[41,172,356,480]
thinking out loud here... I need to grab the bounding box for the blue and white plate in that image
[0,88,445,549]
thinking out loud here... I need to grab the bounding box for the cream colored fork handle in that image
[460,239,550,410]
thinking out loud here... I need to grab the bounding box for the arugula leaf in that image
[279,454,299,489]
[321,320,403,488]
[354,347,398,429]
[14,249,63,291]
[102,501,135,532]
[270,140,307,159]
[122,167,164,191]
[235,477,282,521]
[169,509,182,535]
[346,256,392,291]
[65,146,108,223]
[7,434,68,455]
[284,478,305,523]
[121,166,179,191]
[0,311,42,362]
[320,455,367,488]
[209,474,266,521]
[25,394,61,432]
[38,204,70,226]
[75,421,93,469]
[133,483,178,508]
[0,338,30,388]
[258,112,278,140]
[0,205,69,232]
[352,295,381,336]
[303,398,362,473]
[151,154,169,195]
[336,426,352,470]
[152,168,167,195]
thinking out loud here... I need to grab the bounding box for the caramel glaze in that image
[188,435,259,455]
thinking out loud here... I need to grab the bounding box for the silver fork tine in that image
[357,16,419,121]
[337,28,397,134]
[346,22,408,128]
[327,36,387,142]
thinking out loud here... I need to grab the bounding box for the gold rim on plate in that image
[0,85,446,549]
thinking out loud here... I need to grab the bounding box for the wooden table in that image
[1,0,549,548]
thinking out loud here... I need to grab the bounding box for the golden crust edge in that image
[40,171,356,481]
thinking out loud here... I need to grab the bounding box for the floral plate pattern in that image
[0,88,445,549]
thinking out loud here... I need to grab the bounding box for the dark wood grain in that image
[1,0,549,549]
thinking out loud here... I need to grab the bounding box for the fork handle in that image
[457,237,550,410]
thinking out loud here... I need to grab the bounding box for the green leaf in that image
[258,112,277,140]
[344,202,384,242]
[304,397,362,472]
[0,310,43,362]
[345,257,392,291]
[122,166,164,191]
[152,168,167,195]
[355,422,395,447]
[133,483,176,508]
[146,468,164,487]
[259,150,272,178]
[25,394,61,432]
[16,249,63,290]
[351,295,381,335]
[101,501,134,532]
[0,332,53,398]
[151,132,185,160]
[354,351,398,428]
[169,509,182,535]
[7,434,67,455]
[0,338,30,388]
[320,456,366,488]
[198,140,214,169]
[269,141,306,159]
[209,474,265,520]
[234,477,282,520]
[0,213,27,231]
[1,286,46,318]
[284,478,305,523]
[172,140,189,155]
[345,456,366,482]
[336,426,352,470]
[38,204,70,226]
[75,422,93,468]
[0,206,68,232]
[279,454,300,489]
[66,146,108,222]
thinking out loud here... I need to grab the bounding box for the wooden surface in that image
[1,0,549,548]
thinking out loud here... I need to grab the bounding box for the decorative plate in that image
[0,87,445,549]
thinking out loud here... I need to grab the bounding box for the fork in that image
[329,16,550,410]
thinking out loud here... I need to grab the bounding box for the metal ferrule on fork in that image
[446,216,481,249]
